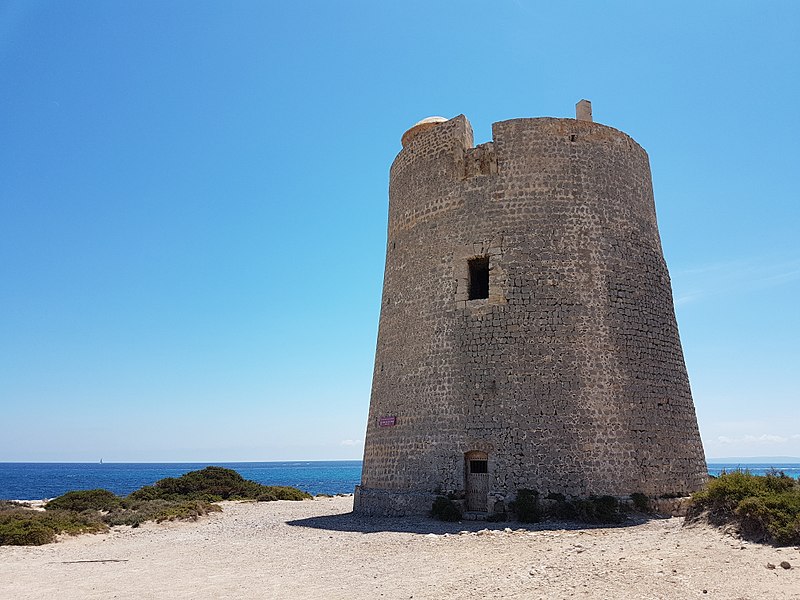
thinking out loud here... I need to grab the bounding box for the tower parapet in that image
[355,103,707,516]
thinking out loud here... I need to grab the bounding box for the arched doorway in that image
[465,451,489,512]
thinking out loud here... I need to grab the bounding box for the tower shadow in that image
[286,510,657,535]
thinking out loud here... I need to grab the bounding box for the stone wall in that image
[355,113,707,516]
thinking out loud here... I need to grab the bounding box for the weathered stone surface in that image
[355,109,707,516]
[576,99,593,122]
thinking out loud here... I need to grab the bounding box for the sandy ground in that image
[1,496,798,600]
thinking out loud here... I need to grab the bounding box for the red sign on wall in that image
[379,416,397,427]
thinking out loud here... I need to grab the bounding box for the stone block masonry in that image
[354,105,707,516]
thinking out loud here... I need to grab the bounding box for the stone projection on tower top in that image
[355,101,707,516]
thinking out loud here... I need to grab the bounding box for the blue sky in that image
[1,1,798,462]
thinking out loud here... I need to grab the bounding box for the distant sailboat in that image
[99,458,103,464]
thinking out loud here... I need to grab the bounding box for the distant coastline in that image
[706,456,800,463]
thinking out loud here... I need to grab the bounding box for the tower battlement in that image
[356,103,706,517]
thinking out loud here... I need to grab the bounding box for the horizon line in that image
[2,456,800,464]
[0,458,365,464]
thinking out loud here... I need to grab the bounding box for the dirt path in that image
[1,496,798,599]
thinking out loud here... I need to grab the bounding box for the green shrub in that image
[692,469,795,510]
[630,492,651,513]
[430,496,461,522]
[512,489,542,523]
[46,489,122,512]
[150,500,223,523]
[2,466,311,546]
[0,509,106,546]
[255,486,312,502]
[571,495,624,524]
[0,515,55,545]
[543,492,574,520]
[0,501,31,511]
[125,485,161,502]
[103,499,222,527]
[538,493,625,524]
[689,469,800,546]
[127,467,311,502]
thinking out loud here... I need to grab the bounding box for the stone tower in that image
[354,102,707,516]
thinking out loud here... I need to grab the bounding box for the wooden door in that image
[465,451,489,511]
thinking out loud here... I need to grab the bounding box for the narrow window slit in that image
[468,256,490,300]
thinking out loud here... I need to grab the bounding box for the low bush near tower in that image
[510,489,542,523]
[687,469,800,546]
[430,495,462,522]
[569,495,625,524]
[630,492,651,513]
[539,493,625,524]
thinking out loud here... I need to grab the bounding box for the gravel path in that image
[1,496,798,599]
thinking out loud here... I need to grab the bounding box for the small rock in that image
[702,590,707,594]
[504,527,513,533]
[766,563,776,570]
[780,561,791,570]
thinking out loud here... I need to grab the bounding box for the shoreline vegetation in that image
[429,470,800,547]
[686,469,800,546]
[0,466,311,546]
[2,468,798,548]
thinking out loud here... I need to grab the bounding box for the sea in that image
[706,463,800,479]
[0,461,798,501]
[0,461,362,500]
